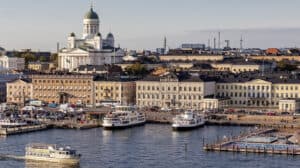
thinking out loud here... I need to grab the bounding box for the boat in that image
[0,118,27,127]
[172,110,205,131]
[25,143,81,164]
[102,106,146,129]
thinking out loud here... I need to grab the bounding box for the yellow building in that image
[216,75,300,112]
[28,62,55,72]
[250,55,300,62]
[136,73,216,110]
[6,79,33,105]
[94,79,136,106]
[31,74,94,105]
[159,55,224,62]
[279,99,300,113]
[211,63,261,73]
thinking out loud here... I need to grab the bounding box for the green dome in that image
[85,7,99,20]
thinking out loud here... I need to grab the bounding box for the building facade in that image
[6,79,33,105]
[159,55,224,62]
[58,7,124,71]
[216,77,300,112]
[136,73,215,110]
[31,74,94,105]
[28,62,55,72]
[94,80,136,106]
[0,74,21,103]
[0,55,25,71]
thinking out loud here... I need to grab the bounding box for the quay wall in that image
[0,124,48,136]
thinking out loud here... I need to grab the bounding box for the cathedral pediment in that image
[64,48,89,54]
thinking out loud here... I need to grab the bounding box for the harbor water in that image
[0,124,299,168]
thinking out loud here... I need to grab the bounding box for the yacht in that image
[172,110,205,131]
[0,118,27,127]
[103,106,146,129]
[25,143,81,164]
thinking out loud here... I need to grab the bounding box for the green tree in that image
[50,53,58,66]
[277,60,297,71]
[21,52,36,64]
[125,63,148,76]
[39,56,47,62]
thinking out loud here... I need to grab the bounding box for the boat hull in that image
[25,155,80,165]
[103,120,146,130]
[172,122,205,131]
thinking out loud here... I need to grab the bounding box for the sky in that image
[1,0,300,51]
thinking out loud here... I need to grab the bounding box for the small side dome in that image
[107,32,114,38]
[85,7,99,20]
[70,32,76,37]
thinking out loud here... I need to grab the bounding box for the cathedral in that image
[58,6,124,71]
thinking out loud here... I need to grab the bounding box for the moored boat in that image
[0,118,27,127]
[172,110,205,131]
[102,106,146,129]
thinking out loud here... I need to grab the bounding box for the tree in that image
[277,60,297,71]
[50,53,58,66]
[125,63,148,76]
[39,56,47,62]
[21,52,36,64]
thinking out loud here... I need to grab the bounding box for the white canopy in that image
[22,106,36,111]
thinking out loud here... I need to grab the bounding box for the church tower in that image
[83,6,100,39]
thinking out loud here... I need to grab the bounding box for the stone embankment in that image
[0,124,48,136]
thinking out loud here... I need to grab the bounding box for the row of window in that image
[33,79,91,84]
[95,93,119,97]
[137,86,202,92]
[8,86,31,89]
[218,85,299,91]
[137,101,217,108]
[137,93,202,100]
[95,86,120,91]
[229,100,279,106]
[218,92,299,99]
[35,94,90,98]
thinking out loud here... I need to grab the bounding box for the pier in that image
[0,124,48,136]
[203,128,300,155]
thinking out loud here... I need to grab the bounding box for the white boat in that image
[0,118,27,127]
[103,106,146,129]
[172,110,205,131]
[25,143,81,164]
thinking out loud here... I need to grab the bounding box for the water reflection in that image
[25,160,80,168]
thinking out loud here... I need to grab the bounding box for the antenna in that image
[218,31,221,49]
[163,36,167,54]
[213,38,216,49]
[225,40,230,48]
[240,35,243,50]
[207,39,210,49]
[57,42,60,54]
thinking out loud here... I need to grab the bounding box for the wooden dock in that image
[0,124,48,136]
[204,144,300,155]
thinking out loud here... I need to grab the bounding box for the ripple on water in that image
[0,125,299,168]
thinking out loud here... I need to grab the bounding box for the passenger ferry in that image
[102,106,146,129]
[172,110,205,131]
[0,118,27,127]
[25,143,81,164]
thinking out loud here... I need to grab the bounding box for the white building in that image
[0,55,25,71]
[58,6,124,71]
[136,73,216,110]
